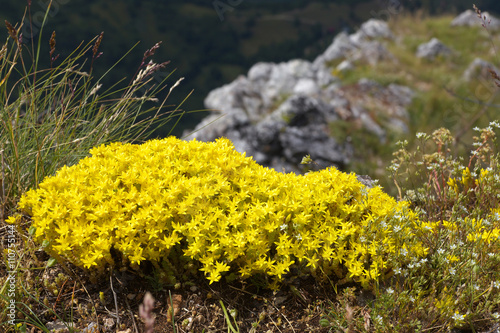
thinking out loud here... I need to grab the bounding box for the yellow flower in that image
[5,215,20,225]
[348,260,364,278]
[270,259,293,279]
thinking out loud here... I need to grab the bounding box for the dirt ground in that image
[37,264,351,333]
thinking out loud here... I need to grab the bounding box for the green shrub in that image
[10,137,428,288]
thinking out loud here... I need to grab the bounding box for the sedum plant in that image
[10,137,429,288]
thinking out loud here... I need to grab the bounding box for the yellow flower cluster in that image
[447,167,490,194]
[465,208,500,244]
[14,137,428,287]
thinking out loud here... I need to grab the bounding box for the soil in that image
[36,264,350,333]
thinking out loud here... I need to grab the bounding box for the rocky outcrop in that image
[463,58,500,82]
[416,38,453,60]
[451,9,500,30]
[184,19,413,174]
[314,19,395,69]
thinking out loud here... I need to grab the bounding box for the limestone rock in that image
[314,19,394,69]
[451,9,500,30]
[416,38,453,60]
[463,57,500,82]
[185,17,414,177]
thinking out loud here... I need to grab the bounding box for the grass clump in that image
[0,13,184,220]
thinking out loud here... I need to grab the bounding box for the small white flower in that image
[386,287,394,294]
[493,281,500,289]
[450,244,457,250]
[473,126,481,131]
[474,284,480,291]
[400,248,407,256]
[375,315,383,325]
[394,268,401,275]
[492,312,500,320]
[388,165,398,172]
[449,268,456,275]
[452,311,466,323]
[409,296,415,302]
[437,248,445,255]
[488,253,495,257]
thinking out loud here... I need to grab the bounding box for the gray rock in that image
[451,9,500,30]
[314,19,394,68]
[247,62,273,85]
[387,84,415,108]
[314,61,339,87]
[463,57,500,81]
[185,17,414,179]
[82,322,99,333]
[359,112,386,142]
[315,32,357,65]
[280,125,347,168]
[356,174,376,188]
[416,38,453,60]
[45,321,73,332]
[204,75,263,123]
[336,60,354,73]
[351,18,394,42]
[293,78,320,95]
[358,41,394,66]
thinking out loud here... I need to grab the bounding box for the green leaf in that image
[319,318,330,327]
[46,258,57,268]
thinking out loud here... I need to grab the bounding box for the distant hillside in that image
[0,0,499,137]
